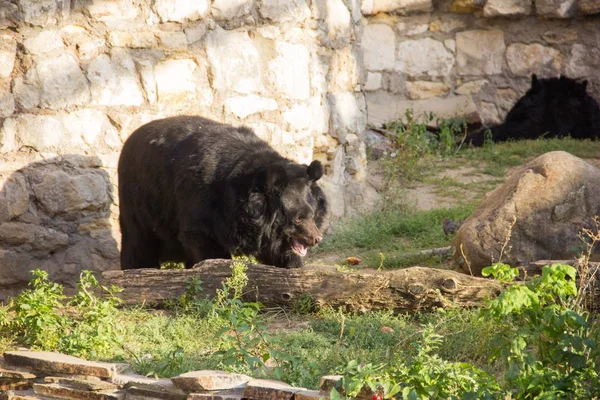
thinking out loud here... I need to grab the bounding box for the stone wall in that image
[362,0,600,128]
[0,0,367,299]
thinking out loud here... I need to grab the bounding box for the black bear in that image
[118,116,328,269]
[466,74,600,146]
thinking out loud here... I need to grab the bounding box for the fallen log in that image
[100,259,502,313]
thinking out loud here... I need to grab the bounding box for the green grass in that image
[312,204,475,269]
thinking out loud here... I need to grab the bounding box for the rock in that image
[453,151,600,275]
[329,46,361,92]
[242,379,302,400]
[63,109,119,150]
[224,95,278,119]
[283,104,312,131]
[318,0,352,48]
[506,43,562,77]
[456,30,505,76]
[17,0,64,25]
[361,0,433,14]
[186,394,243,400]
[87,50,144,106]
[455,79,488,95]
[361,24,396,72]
[268,41,310,100]
[4,114,65,151]
[3,351,120,379]
[450,0,485,12]
[319,375,342,392]
[43,376,118,392]
[27,52,90,109]
[154,59,197,103]
[535,0,576,17]
[328,92,367,142]
[0,222,68,251]
[259,0,311,23]
[153,0,209,22]
[294,390,328,400]
[483,0,532,16]
[566,44,592,78]
[542,29,578,44]
[156,31,187,50]
[477,101,501,125]
[364,129,393,160]
[86,0,138,22]
[124,386,186,399]
[396,38,454,78]
[23,30,64,54]
[206,27,261,94]
[211,0,253,20]
[33,383,123,400]
[578,0,600,14]
[407,81,451,100]
[108,31,158,48]
[0,83,14,118]
[111,373,177,392]
[171,371,251,392]
[0,2,19,29]
[0,173,29,222]
[31,171,110,216]
[364,72,382,91]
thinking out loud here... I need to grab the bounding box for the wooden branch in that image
[100,259,502,313]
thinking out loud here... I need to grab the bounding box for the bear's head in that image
[249,160,328,268]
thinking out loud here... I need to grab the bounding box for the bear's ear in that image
[307,160,323,182]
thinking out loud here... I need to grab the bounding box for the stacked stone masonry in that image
[0,350,364,400]
[0,0,599,299]
[0,0,368,300]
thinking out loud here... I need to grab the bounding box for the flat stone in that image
[3,351,118,379]
[206,27,261,94]
[456,30,505,76]
[362,24,395,72]
[124,386,186,400]
[268,41,310,100]
[0,380,32,391]
[361,0,433,14]
[211,0,253,20]
[407,81,450,100]
[319,375,342,392]
[87,50,144,106]
[455,79,488,95]
[506,43,562,77]
[33,383,123,400]
[154,59,197,103]
[44,376,118,392]
[578,0,600,14]
[23,30,64,54]
[483,0,532,16]
[224,95,278,120]
[259,0,311,23]
[535,0,576,17]
[171,371,250,392]
[242,379,302,400]
[186,394,243,400]
[111,373,179,393]
[396,38,454,78]
[0,389,39,400]
[0,367,37,381]
[153,0,209,22]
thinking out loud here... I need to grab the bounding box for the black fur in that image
[118,116,328,269]
[466,74,600,146]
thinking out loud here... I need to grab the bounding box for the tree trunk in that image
[101,259,502,313]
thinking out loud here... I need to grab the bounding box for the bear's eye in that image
[294,217,302,224]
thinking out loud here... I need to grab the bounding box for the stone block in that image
[407,81,451,100]
[211,0,253,20]
[3,351,120,379]
[171,371,250,392]
[87,50,144,106]
[206,27,262,94]
[0,34,16,78]
[154,59,197,103]
[268,41,310,100]
[153,0,209,22]
[483,0,532,16]
[456,30,505,76]
[33,383,123,400]
[396,38,454,78]
[328,92,367,143]
[224,95,278,119]
[506,43,563,77]
[242,379,302,400]
[259,0,311,23]
[361,0,433,14]
[536,0,576,17]
[23,31,64,54]
[361,24,395,72]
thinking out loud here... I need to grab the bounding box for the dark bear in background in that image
[118,116,328,269]
[467,74,600,146]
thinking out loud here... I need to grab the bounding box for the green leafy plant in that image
[482,263,600,399]
[0,269,123,358]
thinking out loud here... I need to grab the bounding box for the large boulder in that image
[453,151,600,275]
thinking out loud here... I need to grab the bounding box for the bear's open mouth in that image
[291,239,308,257]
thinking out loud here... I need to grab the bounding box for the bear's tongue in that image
[292,239,308,257]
